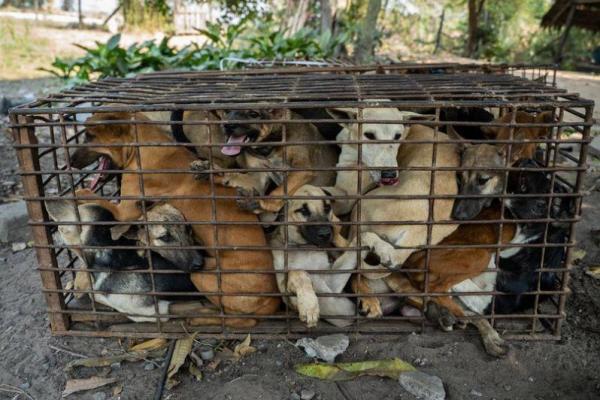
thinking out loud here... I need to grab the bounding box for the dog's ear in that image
[445,124,469,152]
[110,224,137,241]
[210,110,226,120]
[326,108,357,129]
[85,112,132,137]
[321,188,335,203]
[268,108,287,119]
[45,200,77,222]
[397,111,435,122]
[535,111,555,138]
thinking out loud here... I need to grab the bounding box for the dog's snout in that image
[224,123,236,134]
[303,224,333,247]
[316,226,332,240]
[381,170,397,179]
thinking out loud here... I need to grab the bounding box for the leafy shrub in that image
[43,19,350,85]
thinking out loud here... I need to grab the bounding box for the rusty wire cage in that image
[9,64,593,343]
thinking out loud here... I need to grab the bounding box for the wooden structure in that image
[541,0,600,64]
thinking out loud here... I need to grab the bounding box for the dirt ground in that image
[1,92,600,400]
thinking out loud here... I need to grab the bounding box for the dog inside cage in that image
[9,67,591,357]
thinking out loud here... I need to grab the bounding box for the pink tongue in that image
[89,157,110,191]
[221,135,246,156]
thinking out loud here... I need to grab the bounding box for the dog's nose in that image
[381,170,397,179]
[224,124,236,134]
[316,226,333,241]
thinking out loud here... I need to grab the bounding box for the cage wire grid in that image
[8,64,594,341]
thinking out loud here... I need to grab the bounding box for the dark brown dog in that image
[71,111,280,327]
[353,206,516,357]
[191,109,338,214]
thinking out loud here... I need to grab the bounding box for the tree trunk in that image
[320,0,333,35]
[354,0,382,64]
[467,0,477,57]
[433,8,445,55]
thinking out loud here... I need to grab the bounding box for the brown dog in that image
[191,109,338,214]
[353,206,516,357]
[452,111,554,220]
[71,111,280,327]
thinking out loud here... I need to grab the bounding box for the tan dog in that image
[333,124,460,282]
[324,106,429,215]
[191,109,338,214]
[71,111,280,327]
[452,111,554,220]
[270,185,356,328]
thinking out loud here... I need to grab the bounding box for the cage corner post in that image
[10,113,70,334]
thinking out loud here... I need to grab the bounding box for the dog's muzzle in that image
[379,169,399,186]
[302,224,333,247]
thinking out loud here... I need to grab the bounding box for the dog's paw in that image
[296,293,320,328]
[74,188,95,198]
[235,187,261,213]
[425,301,456,332]
[482,329,510,358]
[360,232,394,268]
[360,297,383,318]
[190,159,213,181]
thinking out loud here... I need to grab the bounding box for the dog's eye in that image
[394,132,402,140]
[477,176,491,185]
[324,203,331,213]
[364,132,376,140]
[295,205,311,217]
[247,111,260,119]
[157,232,173,242]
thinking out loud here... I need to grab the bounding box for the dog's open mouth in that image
[89,156,111,191]
[379,177,399,186]
[221,135,251,156]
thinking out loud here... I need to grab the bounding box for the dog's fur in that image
[452,111,554,220]
[270,185,355,327]
[191,109,338,215]
[70,111,280,327]
[46,201,203,322]
[333,124,460,281]
[354,206,516,357]
[493,158,573,314]
[323,106,427,215]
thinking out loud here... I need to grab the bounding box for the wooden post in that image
[555,4,576,65]
[11,114,69,333]
[78,0,83,27]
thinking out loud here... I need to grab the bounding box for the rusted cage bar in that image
[8,64,592,350]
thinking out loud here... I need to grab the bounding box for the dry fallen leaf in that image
[64,349,165,371]
[166,335,195,389]
[188,363,203,382]
[62,377,117,397]
[233,334,256,359]
[112,383,123,396]
[295,358,416,381]
[572,248,587,263]
[585,265,600,280]
[130,338,167,352]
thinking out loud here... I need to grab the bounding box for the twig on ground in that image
[49,344,87,358]
[0,384,36,400]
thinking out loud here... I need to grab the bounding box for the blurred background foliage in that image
[2,0,596,82]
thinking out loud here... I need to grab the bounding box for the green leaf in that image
[295,358,415,381]
[106,34,121,50]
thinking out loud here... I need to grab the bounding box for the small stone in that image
[200,348,215,361]
[290,393,301,400]
[110,362,121,369]
[413,357,428,367]
[300,389,316,400]
[11,242,27,252]
[528,377,534,382]
[399,371,445,400]
[0,201,30,243]
[296,334,349,363]
[144,362,156,371]
[504,385,512,392]
[470,389,483,397]
[18,382,30,390]
[92,392,107,400]
[275,360,283,367]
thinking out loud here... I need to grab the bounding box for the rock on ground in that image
[296,334,349,363]
[0,201,30,243]
[399,371,446,400]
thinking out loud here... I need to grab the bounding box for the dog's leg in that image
[257,171,315,213]
[351,274,383,318]
[190,159,265,192]
[287,270,319,328]
[310,274,355,327]
[470,317,509,358]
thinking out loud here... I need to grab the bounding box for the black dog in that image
[46,201,203,322]
[490,159,574,314]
